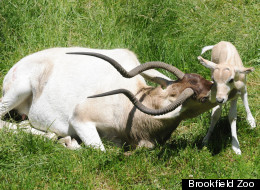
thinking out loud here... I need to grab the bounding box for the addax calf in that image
[198,41,256,154]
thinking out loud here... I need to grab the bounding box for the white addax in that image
[0,47,215,151]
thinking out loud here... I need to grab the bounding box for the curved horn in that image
[67,52,185,79]
[88,88,194,116]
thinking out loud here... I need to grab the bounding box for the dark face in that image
[180,73,213,103]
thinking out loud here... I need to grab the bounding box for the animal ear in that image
[237,67,254,74]
[197,56,217,70]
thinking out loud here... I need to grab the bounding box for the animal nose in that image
[217,98,224,103]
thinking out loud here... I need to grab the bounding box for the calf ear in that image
[237,67,254,74]
[197,56,217,70]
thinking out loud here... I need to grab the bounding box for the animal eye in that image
[200,97,208,103]
[229,78,234,83]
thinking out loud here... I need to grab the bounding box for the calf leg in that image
[229,99,241,155]
[241,90,256,129]
[203,105,222,145]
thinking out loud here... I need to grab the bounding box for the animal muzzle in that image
[216,84,230,104]
[216,96,228,104]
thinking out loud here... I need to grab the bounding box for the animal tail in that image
[201,45,214,55]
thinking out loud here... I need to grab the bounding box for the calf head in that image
[198,56,254,103]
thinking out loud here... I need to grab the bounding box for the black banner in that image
[182,179,259,189]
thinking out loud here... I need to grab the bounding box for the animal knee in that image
[69,116,105,151]
[137,140,155,149]
[228,113,237,123]
[58,136,81,150]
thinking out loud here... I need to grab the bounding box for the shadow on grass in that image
[158,117,234,158]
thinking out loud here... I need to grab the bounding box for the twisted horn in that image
[88,88,194,116]
[66,52,185,79]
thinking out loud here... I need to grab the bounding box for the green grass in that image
[0,0,259,189]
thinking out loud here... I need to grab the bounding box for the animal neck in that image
[124,86,181,147]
